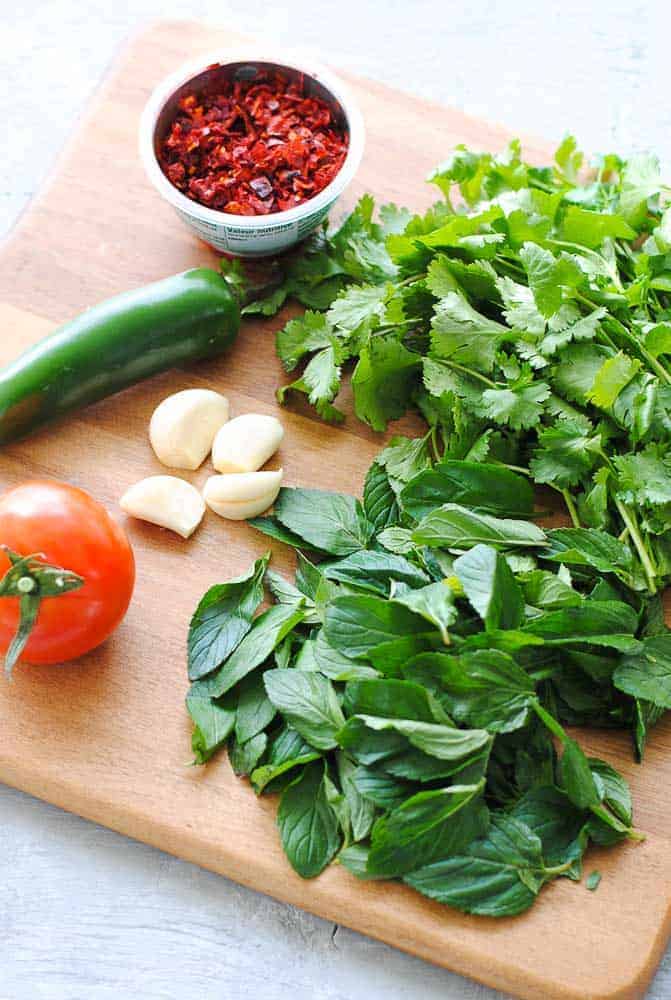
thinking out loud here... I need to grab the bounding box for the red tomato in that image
[0,480,135,665]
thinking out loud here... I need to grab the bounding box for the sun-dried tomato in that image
[158,69,349,216]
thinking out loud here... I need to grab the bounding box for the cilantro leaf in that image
[379,203,413,235]
[554,135,584,184]
[552,343,613,404]
[538,308,606,357]
[586,352,642,408]
[276,311,335,372]
[327,284,389,333]
[619,153,661,225]
[430,292,509,372]
[474,379,550,430]
[613,445,671,507]
[560,206,636,248]
[519,243,582,317]
[496,277,546,335]
[352,336,421,431]
[277,344,345,423]
[530,419,601,488]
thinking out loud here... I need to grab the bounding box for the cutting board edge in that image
[1,750,669,1000]
[1,19,670,1000]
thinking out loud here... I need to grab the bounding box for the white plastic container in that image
[139,50,365,258]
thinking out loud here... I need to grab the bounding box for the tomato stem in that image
[0,546,84,678]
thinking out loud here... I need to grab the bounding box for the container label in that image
[175,202,333,257]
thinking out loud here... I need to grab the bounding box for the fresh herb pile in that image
[192,137,671,918]
[184,450,671,917]
[227,136,671,594]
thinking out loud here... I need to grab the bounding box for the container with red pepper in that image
[140,53,365,257]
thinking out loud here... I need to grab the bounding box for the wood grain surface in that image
[0,20,670,1000]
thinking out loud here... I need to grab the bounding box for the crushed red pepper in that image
[158,69,349,216]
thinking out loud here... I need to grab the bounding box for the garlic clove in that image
[120,476,206,538]
[203,469,283,520]
[150,389,230,470]
[211,413,284,473]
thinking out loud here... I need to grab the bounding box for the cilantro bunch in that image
[184,455,671,917]
[228,137,671,594]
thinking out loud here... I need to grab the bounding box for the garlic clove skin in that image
[211,413,284,473]
[203,469,283,520]
[150,389,230,470]
[120,476,206,538]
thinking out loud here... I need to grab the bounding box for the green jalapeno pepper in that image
[0,268,240,444]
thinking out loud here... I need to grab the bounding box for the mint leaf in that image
[614,635,671,708]
[363,461,399,532]
[453,544,524,630]
[407,649,534,734]
[187,554,269,681]
[367,782,486,877]
[278,761,341,878]
[194,604,307,699]
[545,527,635,575]
[275,488,370,555]
[405,815,551,917]
[325,595,430,660]
[401,460,534,520]
[187,691,236,764]
[413,504,547,551]
[264,669,345,750]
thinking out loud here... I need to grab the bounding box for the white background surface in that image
[1,2,671,998]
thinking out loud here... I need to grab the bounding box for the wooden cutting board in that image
[1,20,670,1000]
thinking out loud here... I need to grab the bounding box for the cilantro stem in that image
[429,424,443,464]
[574,291,671,385]
[544,860,575,877]
[528,667,558,682]
[549,239,623,291]
[496,461,534,477]
[613,498,658,593]
[560,489,581,528]
[373,317,423,334]
[493,258,527,281]
[442,360,500,388]
[528,177,556,194]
